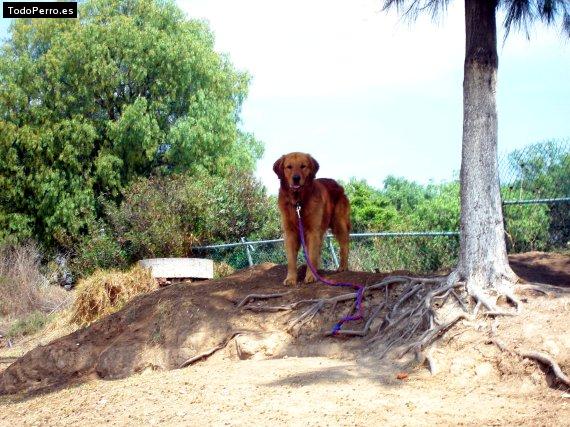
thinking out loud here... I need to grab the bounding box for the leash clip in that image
[295,202,301,218]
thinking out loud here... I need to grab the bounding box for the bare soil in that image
[509,251,570,287]
[1,252,569,426]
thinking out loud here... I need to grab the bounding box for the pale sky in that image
[180,0,570,193]
[2,1,569,194]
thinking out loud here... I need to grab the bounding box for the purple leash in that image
[295,204,365,335]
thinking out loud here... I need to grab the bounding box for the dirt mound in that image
[0,264,392,394]
[509,251,570,287]
[1,253,568,395]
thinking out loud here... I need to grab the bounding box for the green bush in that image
[344,178,401,232]
[410,182,460,231]
[349,236,458,274]
[70,220,128,279]
[503,201,550,252]
[103,169,278,265]
[501,140,569,251]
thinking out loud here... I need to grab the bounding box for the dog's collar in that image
[292,198,302,208]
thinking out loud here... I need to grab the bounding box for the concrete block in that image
[139,258,213,279]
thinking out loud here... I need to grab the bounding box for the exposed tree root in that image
[237,274,474,357]
[236,269,567,388]
[236,291,291,308]
[323,303,385,337]
[178,332,242,368]
[395,314,469,359]
[520,351,570,388]
[423,347,438,375]
[490,339,570,389]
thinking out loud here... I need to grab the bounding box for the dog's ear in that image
[308,155,319,179]
[273,155,285,179]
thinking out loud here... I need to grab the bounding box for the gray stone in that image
[139,258,213,279]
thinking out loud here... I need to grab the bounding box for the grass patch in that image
[6,311,54,339]
[214,261,235,279]
[70,264,157,326]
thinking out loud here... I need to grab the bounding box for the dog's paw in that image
[304,273,317,284]
[283,276,297,286]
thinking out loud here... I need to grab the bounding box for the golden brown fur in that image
[273,152,351,285]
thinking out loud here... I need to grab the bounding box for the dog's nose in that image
[293,174,301,184]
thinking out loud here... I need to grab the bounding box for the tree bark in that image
[459,0,517,295]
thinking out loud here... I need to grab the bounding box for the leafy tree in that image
[383,176,430,214]
[382,0,569,305]
[344,178,401,232]
[411,182,460,232]
[0,0,261,249]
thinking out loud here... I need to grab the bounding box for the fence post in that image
[327,235,339,269]
[241,237,253,266]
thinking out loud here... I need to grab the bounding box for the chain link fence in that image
[499,139,569,253]
[194,140,568,274]
[194,232,461,274]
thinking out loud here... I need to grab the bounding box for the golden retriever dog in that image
[273,152,350,285]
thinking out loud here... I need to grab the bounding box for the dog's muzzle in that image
[291,175,302,190]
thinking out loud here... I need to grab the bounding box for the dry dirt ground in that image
[0,252,569,426]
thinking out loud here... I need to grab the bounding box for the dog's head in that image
[273,152,320,191]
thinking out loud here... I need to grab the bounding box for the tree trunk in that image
[459,0,517,297]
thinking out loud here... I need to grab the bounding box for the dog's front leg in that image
[284,231,300,285]
[304,231,324,284]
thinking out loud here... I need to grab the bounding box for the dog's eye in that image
[300,165,306,169]
[286,165,293,169]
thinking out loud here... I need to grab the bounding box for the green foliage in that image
[106,175,193,260]
[502,139,570,199]
[349,236,458,274]
[500,140,569,251]
[504,202,550,252]
[344,178,401,232]
[342,178,460,272]
[6,311,53,338]
[70,220,128,278]
[105,169,277,264]
[410,182,460,231]
[383,176,429,214]
[0,0,261,249]
[344,177,459,233]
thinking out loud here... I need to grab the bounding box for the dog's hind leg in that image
[335,229,349,272]
[332,225,349,272]
[332,198,350,272]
